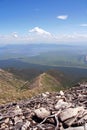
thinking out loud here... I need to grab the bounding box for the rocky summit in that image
[0,83,87,130]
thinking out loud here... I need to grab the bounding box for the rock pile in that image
[0,83,87,130]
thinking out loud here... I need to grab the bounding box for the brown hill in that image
[27,72,63,91]
[0,69,26,104]
[0,69,65,104]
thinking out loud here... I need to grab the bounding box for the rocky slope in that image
[0,83,87,129]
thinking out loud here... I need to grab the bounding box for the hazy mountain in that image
[0,44,87,68]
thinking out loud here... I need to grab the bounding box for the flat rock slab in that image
[59,107,84,122]
[65,124,87,130]
[34,107,50,119]
[54,99,70,110]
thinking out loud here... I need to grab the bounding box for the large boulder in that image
[59,107,84,122]
[34,107,50,119]
[54,99,71,110]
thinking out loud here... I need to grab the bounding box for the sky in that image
[0,0,87,44]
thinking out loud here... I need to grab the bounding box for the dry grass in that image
[0,69,64,104]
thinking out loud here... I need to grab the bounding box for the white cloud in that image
[12,32,18,38]
[57,15,68,20]
[80,24,87,27]
[29,27,51,36]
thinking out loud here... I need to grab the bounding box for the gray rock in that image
[0,115,3,120]
[21,120,30,130]
[1,123,6,129]
[65,124,87,130]
[60,90,64,96]
[14,116,23,124]
[55,99,71,110]
[34,107,50,119]
[42,93,48,97]
[59,107,84,122]
[4,118,9,124]
[14,122,23,130]
[14,105,22,116]
[45,92,50,95]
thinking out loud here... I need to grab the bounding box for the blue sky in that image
[0,0,87,44]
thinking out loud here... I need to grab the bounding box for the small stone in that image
[60,90,64,96]
[14,116,23,124]
[32,120,36,124]
[14,105,22,115]
[42,93,47,97]
[4,118,9,124]
[45,92,49,95]
[9,126,13,129]
[32,128,38,130]
[22,116,25,120]
[0,115,3,120]
[1,123,6,129]
[55,99,70,110]
[55,96,59,99]
[9,120,13,125]
[34,107,50,119]
[14,122,23,130]
[21,120,30,130]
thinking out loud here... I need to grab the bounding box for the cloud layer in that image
[80,24,87,27]
[0,27,87,44]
